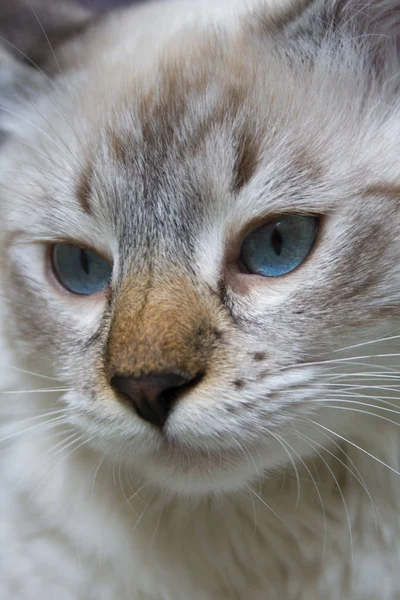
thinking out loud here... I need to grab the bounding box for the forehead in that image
[82,37,333,242]
[11,14,397,256]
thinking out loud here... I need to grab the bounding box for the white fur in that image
[0,0,399,598]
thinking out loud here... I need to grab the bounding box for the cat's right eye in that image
[51,244,112,295]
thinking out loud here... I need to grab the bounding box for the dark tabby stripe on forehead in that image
[363,184,400,200]
[76,162,94,215]
[233,132,260,192]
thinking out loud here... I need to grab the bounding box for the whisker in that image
[267,429,327,555]
[318,394,400,410]
[316,405,400,427]
[0,388,70,394]
[281,353,400,371]
[304,383,400,393]
[88,451,108,496]
[0,32,50,79]
[307,419,400,478]
[4,138,65,171]
[320,388,400,398]
[295,429,354,558]
[262,429,302,507]
[332,335,400,354]
[324,364,400,375]
[294,420,379,527]
[130,488,158,535]
[26,0,61,73]
[118,480,148,513]
[0,104,74,158]
[42,430,82,459]
[1,157,70,182]
[24,97,78,162]
[0,415,68,445]
[246,486,288,528]
[326,373,400,381]
[0,32,85,147]
[313,398,400,413]
[150,500,165,550]
[231,437,263,494]
[0,408,68,422]
[29,434,95,500]
[5,365,58,381]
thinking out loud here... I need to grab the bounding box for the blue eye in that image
[52,244,112,295]
[240,215,318,277]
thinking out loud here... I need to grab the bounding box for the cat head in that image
[0,0,399,495]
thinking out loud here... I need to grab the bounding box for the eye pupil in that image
[271,226,283,256]
[80,249,90,275]
[240,215,318,278]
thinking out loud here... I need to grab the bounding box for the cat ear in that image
[276,0,400,75]
[0,0,93,68]
[0,0,96,137]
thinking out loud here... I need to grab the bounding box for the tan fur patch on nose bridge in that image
[107,277,219,380]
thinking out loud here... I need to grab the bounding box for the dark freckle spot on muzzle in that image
[233,379,245,389]
[252,352,267,361]
[226,405,237,414]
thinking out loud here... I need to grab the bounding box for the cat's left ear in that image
[0,0,94,69]
[272,0,400,75]
[0,0,99,137]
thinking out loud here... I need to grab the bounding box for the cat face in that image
[0,0,399,495]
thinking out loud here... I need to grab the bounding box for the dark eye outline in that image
[235,214,321,279]
[48,243,113,297]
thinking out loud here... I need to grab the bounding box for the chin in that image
[142,450,260,496]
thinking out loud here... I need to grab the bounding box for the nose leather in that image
[111,372,191,428]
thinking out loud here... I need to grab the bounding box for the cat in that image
[0,0,399,598]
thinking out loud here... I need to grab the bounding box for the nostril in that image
[158,371,205,406]
[111,372,200,428]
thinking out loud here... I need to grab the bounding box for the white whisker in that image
[87,452,108,496]
[326,373,400,381]
[307,420,400,478]
[268,429,327,555]
[29,434,95,500]
[0,407,68,422]
[295,430,354,558]
[313,399,400,414]
[0,415,68,445]
[246,486,287,528]
[0,104,74,158]
[316,405,400,427]
[130,488,158,535]
[0,388,70,394]
[0,32,50,79]
[294,420,379,527]
[332,335,400,353]
[26,0,61,73]
[282,353,400,371]
[231,437,263,494]
[263,429,302,507]
[6,365,59,381]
